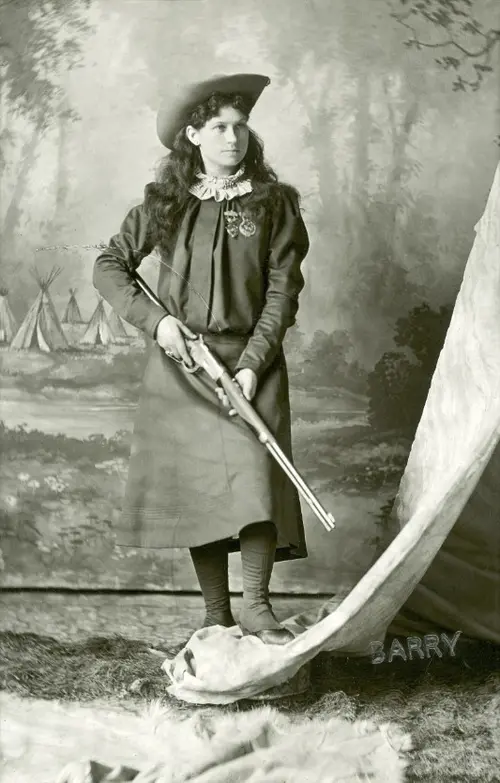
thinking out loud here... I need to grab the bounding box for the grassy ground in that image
[1,631,499,781]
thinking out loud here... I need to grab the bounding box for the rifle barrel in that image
[134,273,162,307]
[266,441,335,532]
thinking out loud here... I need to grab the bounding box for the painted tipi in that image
[10,268,69,352]
[80,297,118,346]
[62,288,84,324]
[108,308,130,340]
[0,287,18,344]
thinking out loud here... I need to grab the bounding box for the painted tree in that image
[331,0,497,356]
[391,0,500,92]
[367,302,453,433]
[334,5,426,333]
[392,0,500,150]
[46,89,73,245]
[0,0,92,253]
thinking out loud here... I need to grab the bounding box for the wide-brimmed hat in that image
[156,73,270,150]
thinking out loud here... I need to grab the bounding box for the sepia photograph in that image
[0,0,499,780]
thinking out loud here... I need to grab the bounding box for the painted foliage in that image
[0,0,498,592]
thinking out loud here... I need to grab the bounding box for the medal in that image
[239,216,256,237]
[224,209,241,238]
[223,209,256,239]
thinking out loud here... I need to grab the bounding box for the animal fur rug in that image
[0,693,411,782]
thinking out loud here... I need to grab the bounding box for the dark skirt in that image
[117,334,307,561]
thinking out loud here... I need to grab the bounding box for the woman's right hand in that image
[156,315,196,368]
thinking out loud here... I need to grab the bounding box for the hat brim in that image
[157,73,270,150]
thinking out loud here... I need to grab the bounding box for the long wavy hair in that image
[144,92,299,253]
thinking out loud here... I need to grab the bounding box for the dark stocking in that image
[189,540,235,628]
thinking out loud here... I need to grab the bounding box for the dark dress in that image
[93,183,309,561]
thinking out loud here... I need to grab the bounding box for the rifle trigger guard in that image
[165,352,200,374]
[183,362,201,374]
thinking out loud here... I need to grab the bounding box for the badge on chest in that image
[224,209,257,239]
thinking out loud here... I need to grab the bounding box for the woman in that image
[93,73,309,645]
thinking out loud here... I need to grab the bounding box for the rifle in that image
[133,271,335,533]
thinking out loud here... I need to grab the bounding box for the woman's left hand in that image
[216,368,258,417]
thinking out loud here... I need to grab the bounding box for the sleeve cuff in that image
[144,306,168,341]
[234,341,278,378]
[234,356,262,376]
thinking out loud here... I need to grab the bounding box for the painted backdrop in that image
[0,0,498,592]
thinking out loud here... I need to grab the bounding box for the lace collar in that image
[189,166,253,202]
